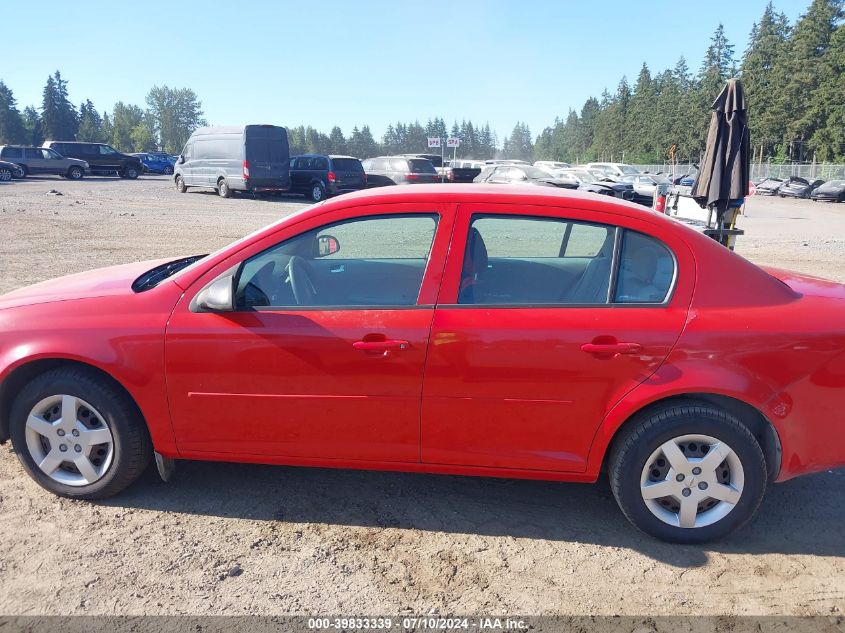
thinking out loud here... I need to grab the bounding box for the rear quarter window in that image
[2,147,23,159]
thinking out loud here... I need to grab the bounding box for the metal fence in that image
[631,163,845,181]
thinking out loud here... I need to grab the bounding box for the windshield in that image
[619,165,639,175]
[522,166,550,179]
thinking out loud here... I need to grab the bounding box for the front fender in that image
[0,285,183,454]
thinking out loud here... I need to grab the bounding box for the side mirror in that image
[316,234,340,257]
[195,275,234,312]
[177,155,185,164]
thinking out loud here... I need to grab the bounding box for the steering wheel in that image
[286,256,318,305]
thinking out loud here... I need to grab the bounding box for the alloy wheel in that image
[24,394,115,487]
[639,434,744,529]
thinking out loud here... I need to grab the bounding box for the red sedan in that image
[1,185,844,543]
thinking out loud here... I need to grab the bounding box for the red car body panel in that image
[1,185,844,486]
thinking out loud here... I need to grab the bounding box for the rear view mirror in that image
[316,235,340,257]
[194,275,234,312]
[177,155,185,164]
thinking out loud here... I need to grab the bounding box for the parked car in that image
[0,145,88,179]
[621,174,660,205]
[474,164,577,188]
[777,177,825,199]
[586,162,641,178]
[444,159,484,183]
[755,177,784,196]
[810,179,845,202]
[131,153,174,175]
[560,169,636,201]
[361,156,440,186]
[534,161,571,172]
[289,154,367,202]
[0,160,22,181]
[41,141,141,179]
[174,125,290,198]
[2,185,845,544]
[398,154,480,183]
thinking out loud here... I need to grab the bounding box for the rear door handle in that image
[580,342,642,354]
[353,339,410,352]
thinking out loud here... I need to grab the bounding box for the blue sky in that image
[5,1,809,140]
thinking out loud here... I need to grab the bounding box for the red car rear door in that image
[165,202,454,462]
[421,202,694,473]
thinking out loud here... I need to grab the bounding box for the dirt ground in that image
[0,175,843,617]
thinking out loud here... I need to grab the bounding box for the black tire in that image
[66,165,84,180]
[122,164,140,180]
[218,178,232,198]
[163,165,174,175]
[608,402,767,543]
[175,175,187,193]
[310,182,326,202]
[0,167,11,182]
[16,165,28,179]
[9,367,152,499]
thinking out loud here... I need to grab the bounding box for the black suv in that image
[289,154,366,202]
[41,141,143,179]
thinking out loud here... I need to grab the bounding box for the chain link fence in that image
[630,163,845,181]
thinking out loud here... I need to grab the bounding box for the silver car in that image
[0,145,88,180]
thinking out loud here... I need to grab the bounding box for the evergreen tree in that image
[22,106,43,146]
[145,86,206,154]
[328,126,347,154]
[0,81,26,144]
[77,99,104,142]
[741,2,792,158]
[40,71,78,140]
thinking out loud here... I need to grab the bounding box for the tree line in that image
[0,0,841,163]
[534,0,844,165]
[0,71,206,155]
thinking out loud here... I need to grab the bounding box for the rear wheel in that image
[175,175,187,193]
[218,178,232,198]
[66,165,84,180]
[9,367,152,499]
[609,403,767,543]
[310,183,326,202]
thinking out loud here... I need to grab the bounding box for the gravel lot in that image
[0,175,843,617]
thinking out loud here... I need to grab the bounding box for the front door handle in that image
[581,342,642,354]
[353,339,410,352]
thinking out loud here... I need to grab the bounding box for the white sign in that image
[427,137,441,148]
[447,137,461,148]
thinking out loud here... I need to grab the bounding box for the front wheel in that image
[9,367,152,499]
[66,166,84,180]
[608,403,767,543]
[175,175,187,193]
[163,165,174,175]
[0,167,11,181]
[122,165,140,179]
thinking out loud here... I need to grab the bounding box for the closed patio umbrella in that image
[691,78,750,245]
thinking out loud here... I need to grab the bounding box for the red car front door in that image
[164,203,454,462]
[421,203,694,473]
